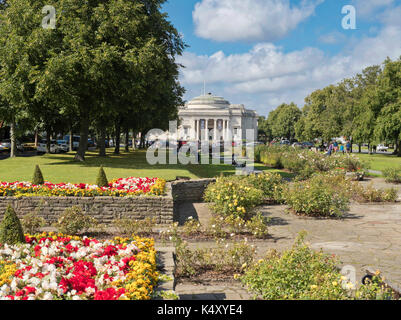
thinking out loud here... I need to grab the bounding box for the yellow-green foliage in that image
[282,173,351,217]
[241,232,396,300]
[204,177,263,220]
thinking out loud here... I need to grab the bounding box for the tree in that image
[0,0,58,157]
[375,57,401,156]
[267,103,301,141]
[351,65,383,152]
[296,86,341,144]
[1,0,185,162]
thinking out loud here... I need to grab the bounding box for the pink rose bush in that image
[0,233,159,300]
[0,177,166,197]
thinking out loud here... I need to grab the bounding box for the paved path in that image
[173,203,401,300]
[168,178,401,300]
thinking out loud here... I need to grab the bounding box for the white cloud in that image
[179,3,401,116]
[352,0,395,18]
[318,31,347,44]
[193,0,323,42]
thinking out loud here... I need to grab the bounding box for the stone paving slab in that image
[167,178,401,300]
[170,204,401,300]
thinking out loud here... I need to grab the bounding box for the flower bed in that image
[0,233,159,300]
[0,177,166,197]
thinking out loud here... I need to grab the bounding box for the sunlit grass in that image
[0,149,292,183]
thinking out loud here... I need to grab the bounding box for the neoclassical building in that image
[177,93,258,142]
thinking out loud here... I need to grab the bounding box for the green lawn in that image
[0,149,291,183]
[356,153,401,172]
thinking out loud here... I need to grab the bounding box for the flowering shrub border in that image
[0,232,159,300]
[0,177,166,198]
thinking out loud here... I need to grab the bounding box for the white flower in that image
[0,285,10,295]
[42,292,53,300]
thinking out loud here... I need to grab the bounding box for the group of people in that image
[326,141,352,156]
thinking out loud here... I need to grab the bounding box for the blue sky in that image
[162,0,401,117]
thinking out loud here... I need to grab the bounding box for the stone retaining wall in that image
[0,179,217,225]
[0,195,174,225]
[170,178,216,203]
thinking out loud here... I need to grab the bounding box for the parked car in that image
[0,139,24,152]
[63,135,80,150]
[377,144,389,152]
[0,139,11,151]
[56,140,69,153]
[292,142,303,148]
[37,140,61,154]
[280,140,290,145]
[302,142,315,149]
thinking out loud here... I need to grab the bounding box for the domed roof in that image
[186,93,230,110]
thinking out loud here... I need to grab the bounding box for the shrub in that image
[259,146,284,169]
[174,235,256,278]
[96,165,109,188]
[53,206,98,235]
[211,213,269,239]
[245,212,269,238]
[0,205,25,245]
[181,217,202,237]
[241,172,284,203]
[256,146,368,181]
[32,165,44,185]
[383,167,401,184]
[21,213,46,234]
[282,174,351,217]
[339,155,369,173]
[113,217,156,236]
[352,184,398,203]
[241,232,354,300]
[204,177,264,220]
[241,233,397,300]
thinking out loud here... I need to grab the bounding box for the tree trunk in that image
[9,120,17,158]
[69,128,73,152]
[393,141,398,155]
[114,120,121,155]
[74,112,90,162]
[358,144,361,153]
[98,125,106,157]
[46,129,51,154]
[140,133,145,149]
[125,128,129,152]
[132,130,136,150]
[34,130,38,147]
[397,141,401,157]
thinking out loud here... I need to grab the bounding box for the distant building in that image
[177,93,258,142]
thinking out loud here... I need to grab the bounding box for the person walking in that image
[340,144,345,154]
[346,141,351,154]
[327,142,334,156]
[333,141,339,153]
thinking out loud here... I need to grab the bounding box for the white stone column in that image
[206,119,210,141]
[213,119,217,142]
[194,119,198,141]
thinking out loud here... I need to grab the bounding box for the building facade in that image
[177,93,258,142]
